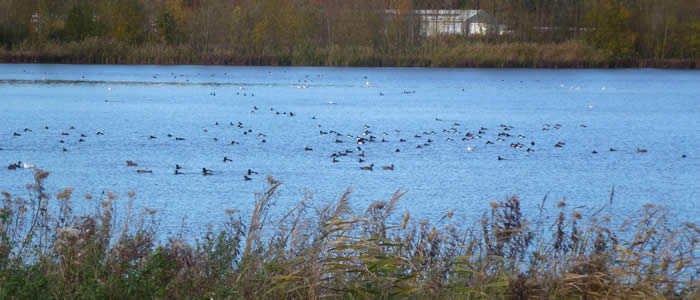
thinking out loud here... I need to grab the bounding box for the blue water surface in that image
[1,64,698,231]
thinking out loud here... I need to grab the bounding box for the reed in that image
[1,39,697,69]
[1,169,697,299]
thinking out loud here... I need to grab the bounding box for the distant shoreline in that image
[2,40,696,69]
[1,53,696,69]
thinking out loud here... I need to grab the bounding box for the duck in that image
[176,164,182,170]
[202,168,213,176]
[304,146,313,151]
[636,148,648,153]
[7,161,21,170]
[175,137,185,141]
[126,160,138,167]
[682,154,687,158]
[174,170,183,175]
[223,157,232,163]
[382,164,394,171]
[498,156,505,161]
[243,175,252,181]
[609,148,617,152]
[247,169,258,175]
[395,148,401,153]
[592,151,598,154]
[23,162,34,169]
[137,169,153,174]
[360,164,374,171]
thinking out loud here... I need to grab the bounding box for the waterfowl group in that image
[4,82,691,192]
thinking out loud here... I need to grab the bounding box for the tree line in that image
[0,0,697,62]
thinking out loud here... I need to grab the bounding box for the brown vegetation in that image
[0,0,698,68]
[1,169,698,298]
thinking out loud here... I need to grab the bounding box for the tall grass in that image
[1,39,697,68]
[1,169,698,298]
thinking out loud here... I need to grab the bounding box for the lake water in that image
[1,64,698,230]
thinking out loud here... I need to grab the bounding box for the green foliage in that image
[155,8,178,44]
[585,0,637,59]
[661,19,700,59]
[109,0,145,44]
[64,4,93,42]
[252,0,305,56]
[292,39,324,66]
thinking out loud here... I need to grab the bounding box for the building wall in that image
[415,10,485,37]
[385,9,503,37]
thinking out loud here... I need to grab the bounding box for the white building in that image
[387,9,506,37]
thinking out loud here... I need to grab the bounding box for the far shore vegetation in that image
[1,169,698,298]
[0,0,698,68]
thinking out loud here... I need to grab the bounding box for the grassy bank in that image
[1,39,697,69]
[1,169,698,299]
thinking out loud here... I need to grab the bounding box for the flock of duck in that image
[3,73,690,181]
[7,100,686,182]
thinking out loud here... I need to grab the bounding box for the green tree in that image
[109,0,145,44]
[155,8,178,44]
[253,0,303,56]
[0,0,32,47]
[64,3,93,41]
[585,0,637,58]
